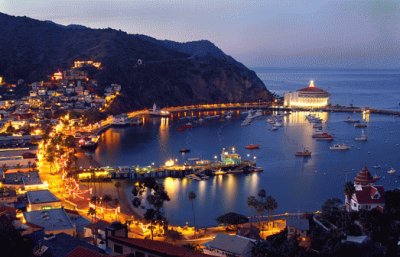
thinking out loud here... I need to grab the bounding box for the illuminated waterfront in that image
[94,111,400,226]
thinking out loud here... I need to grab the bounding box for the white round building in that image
[284,80,330,108]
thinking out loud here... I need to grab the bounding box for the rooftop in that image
[40,233,104,257]
[23,208,74,232]
[204,233,255,255]
[65,247,108,257]
[4,171,43,186]
[297,80,330,95]
[354,166,379,185]
[109,236,209,257]
[354,185,385,205]
[27,189,60,204]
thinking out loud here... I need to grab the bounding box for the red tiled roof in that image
[298,86,327,93]
[354,185,385,205]
[65,247,108,257]
[109,236,209,257]
[354,166,379,185]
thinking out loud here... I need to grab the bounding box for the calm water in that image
[94,68,400,226]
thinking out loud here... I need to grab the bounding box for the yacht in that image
[252,110,263,118]
[273,121,283,127]
[354,123,367,128]
[387,168,396,174]
[185,174,202,181]
[112,114,130,126]
[245,144,260,150]
[344,116,360,123]
[354,130,367,141]
[269,126,278,131]
[213,169,227,175]
[372,164,381,169]
[295,148,312,157]
[329,143,350,150]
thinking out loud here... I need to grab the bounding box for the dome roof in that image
[297,80,329,95]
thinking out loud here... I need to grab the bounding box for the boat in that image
[295,148,312,157]
[316,136,334,141]
[266,118,275,124]
[198,173,210,180]
[329,143,350,150]
[185,174,201,181]
[387,168,396,174]
[354,123,367,128]
[79,137,98,150]
[179,148,191,153]
[252,110,263,118]
[312,131,333,138]
[273,122,283,127]
[344,116,360,123]
[313,123,323,129]
[372,164,381,169]
[269,126,278,131]
[227,169,244,174]
[130,117,143,126]
[245,144,260,150]
[354,130,367,141]
[213,169,227,175]
[149,103,170,117]
[183,122,194,129]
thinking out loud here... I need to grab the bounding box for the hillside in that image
[0,12,272,111]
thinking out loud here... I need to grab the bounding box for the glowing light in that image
[165,159,175,167]
[309,80,315,88]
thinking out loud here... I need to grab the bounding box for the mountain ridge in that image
[0,12,272,112]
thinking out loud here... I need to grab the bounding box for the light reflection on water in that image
[94,112,400,226]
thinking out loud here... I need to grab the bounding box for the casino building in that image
[284,80,330,108]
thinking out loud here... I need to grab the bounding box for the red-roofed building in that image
[284,80,330,108]
[107,236,210,257]
[348,166,385,212]
[65,247,109,257]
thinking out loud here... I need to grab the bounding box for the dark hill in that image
[0,12,272,111]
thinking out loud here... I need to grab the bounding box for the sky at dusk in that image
[1,0,400,68]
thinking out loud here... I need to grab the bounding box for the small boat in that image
[266,118,275,124]
[198,174,210,180]
[185,174,201,181]
[344,116,360,123]
[354,123,367,128]
[213,169,227,175]
[312,132,333,138]
[388,168,396,174]
[295,148,312,157]
[252,110,263,118]
[372,164,381,169]
[269,126,278,131]
[330,143,350,150]
[273,122,283,127]
[354,130,367,141]
[179,148,191,153]
[245,144,260,150]
[227,169,244,174]
[184,122,194,129]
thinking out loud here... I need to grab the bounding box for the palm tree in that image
[1,164,8,173]
[15,163,22,171]
[344,182,355,212]
[102,194,112,218]
[188,191,197,238]
[266,196,278,229]
[87,207,97,222]
[247,196,257,227]
[114,181,121,198]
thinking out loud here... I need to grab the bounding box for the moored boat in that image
[295,148,312,157]
[245,144,260,150]
[329,143,350,150]
[213,169,227,175]
[354,130,367,141]
[387,168,396,174]
[179,148,191,153]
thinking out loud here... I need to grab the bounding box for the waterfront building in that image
[284,80,330,108]
[26,189,61,211]
[3,171,48,192]
[220,148,241,165]
[347,167,385,212]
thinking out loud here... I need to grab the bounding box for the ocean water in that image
[254,68,400,110]
[93,68,400,226]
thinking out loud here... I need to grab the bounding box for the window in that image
[136,251,145,257]
[114,244,123,254]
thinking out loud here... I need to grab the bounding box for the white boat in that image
[252,110,263,118]
[354,130,367,141]
[266,118,275,124]
[213,169,227,175]
[185,174,202,181]
[344,116,360,123]
[372,164,381,169]
[225,114,232,120]
[387,168,396,174]
[269,126,278,131]
[273,122,283,127]
[329,143,350,150]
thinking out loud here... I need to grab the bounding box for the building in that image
[84,220,111,245]
[3,171,47,192]
[284,80,330,108]
[347,166,385,212]
[203,233,255,257]
[107,236,209,257]
[26,189,61,211]
[286,215,310,239]
[0,188,18,204]
[23,208,76,236]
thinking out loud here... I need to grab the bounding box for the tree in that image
[247,196,257,226]
[87,207,97,222]
[266,196,278,225]
[1,164,8,173]
[344,182,355,212]
[188,191,196,238]
[216,212,249,230]
[114,181,121,198]
[132,177,170,240]
[64,135,76,148]
[321,198,343,224]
